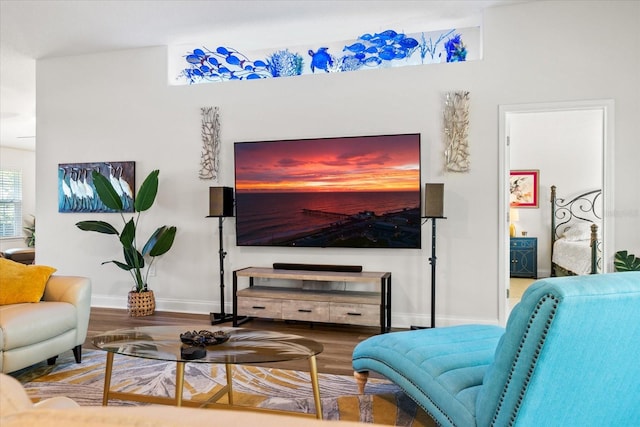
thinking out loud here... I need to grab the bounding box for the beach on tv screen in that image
[234,134,422,249]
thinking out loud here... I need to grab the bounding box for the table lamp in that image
[510,208,520,237]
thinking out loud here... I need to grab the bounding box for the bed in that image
[550,185,602,276]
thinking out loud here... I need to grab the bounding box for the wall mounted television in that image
[234,133,421,248]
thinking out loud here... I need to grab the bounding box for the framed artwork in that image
[510,170,539,208]
[58,161,135,213]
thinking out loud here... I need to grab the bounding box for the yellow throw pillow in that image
[0,258,57,305]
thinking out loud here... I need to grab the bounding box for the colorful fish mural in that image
[171,26,478,85]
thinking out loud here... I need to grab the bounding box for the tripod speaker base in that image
[210,312,234,325]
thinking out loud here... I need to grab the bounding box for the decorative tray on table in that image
[180,330,230,346]
[179,330,230,360]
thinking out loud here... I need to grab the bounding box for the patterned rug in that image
[12,350,434,426]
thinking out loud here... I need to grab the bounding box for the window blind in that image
[0,169,23,238]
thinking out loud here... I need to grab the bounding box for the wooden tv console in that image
[232,267,391,333]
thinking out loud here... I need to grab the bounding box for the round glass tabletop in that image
[92,325,323,364]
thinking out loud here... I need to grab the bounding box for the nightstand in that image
[510,237,537,278]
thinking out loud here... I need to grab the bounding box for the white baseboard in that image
[391,312,501,329]
[91,295,503,328]
[91,294,218,315]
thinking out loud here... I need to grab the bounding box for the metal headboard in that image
[550,185,602,274]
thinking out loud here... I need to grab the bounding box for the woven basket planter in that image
[127,290,155,317]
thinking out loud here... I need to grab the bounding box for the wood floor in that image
[84,307,391,377]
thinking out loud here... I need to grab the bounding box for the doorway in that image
[497,100,615,324]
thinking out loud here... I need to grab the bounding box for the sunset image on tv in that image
[234,134,421,248]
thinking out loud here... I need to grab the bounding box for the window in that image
[0,169,23,238]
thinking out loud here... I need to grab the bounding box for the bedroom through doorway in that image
[498,100,614,325]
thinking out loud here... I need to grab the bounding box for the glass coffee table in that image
[92,325,324,419]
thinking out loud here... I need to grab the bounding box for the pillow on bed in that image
[562,222,598,241]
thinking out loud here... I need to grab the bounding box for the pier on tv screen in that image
[233,133,421,248]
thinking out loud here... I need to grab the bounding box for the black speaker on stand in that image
[411,183,446,330]
[208,187,235,325]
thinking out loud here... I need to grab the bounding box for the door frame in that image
[498,99,615,324]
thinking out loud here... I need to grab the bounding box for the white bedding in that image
[552,239,596,275]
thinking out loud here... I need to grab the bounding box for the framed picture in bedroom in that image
[510,170,539,208]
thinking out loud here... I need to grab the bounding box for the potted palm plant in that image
[76,169,177,316]
[23,214,35,247]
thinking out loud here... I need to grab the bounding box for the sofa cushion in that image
[0,258,56,305]
[0,302,76,351]
[353,324,504,427]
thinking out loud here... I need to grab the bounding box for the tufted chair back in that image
[476,272,640,427]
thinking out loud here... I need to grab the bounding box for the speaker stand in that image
[209,217,233,325]
[411,216,446,330]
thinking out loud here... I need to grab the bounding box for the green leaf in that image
[122,245,144,269]
[76,220,119,235]
[102,260,135,271]
[142,226,163,256]
[135,170,159,212]
[614,250,640,272]
[119,218,136,247]
[91,170,123,211]
[145,226,177,257]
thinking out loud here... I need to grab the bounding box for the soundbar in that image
[272,263,363,273]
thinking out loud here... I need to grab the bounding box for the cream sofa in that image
[0,276,91,373]
[0,373,379,427]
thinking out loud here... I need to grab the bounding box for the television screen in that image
[234,133,421,248]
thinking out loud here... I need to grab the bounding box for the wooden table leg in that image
[308,355,323,420]
[175,362,185,406]
[102,352,114,406]
[354,371,369,394]
[225,363,233,405]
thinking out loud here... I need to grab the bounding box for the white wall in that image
[35,1,640,327]
[0,147,35,252]
[510,109,603,277]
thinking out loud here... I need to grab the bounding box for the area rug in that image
[13,350,434,426]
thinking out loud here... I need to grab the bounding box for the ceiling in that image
[0,0,528,151]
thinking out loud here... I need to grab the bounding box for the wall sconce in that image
[443,91,470,172]
[199,106,221,180]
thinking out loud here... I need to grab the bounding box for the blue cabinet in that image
[510,237,537,278]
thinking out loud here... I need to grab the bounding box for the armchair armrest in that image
[42,276,92,346]
[1,373,79,419]
[0,374,33,417]
[43,276,91,305]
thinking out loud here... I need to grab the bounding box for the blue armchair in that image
[353,272,640,426]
